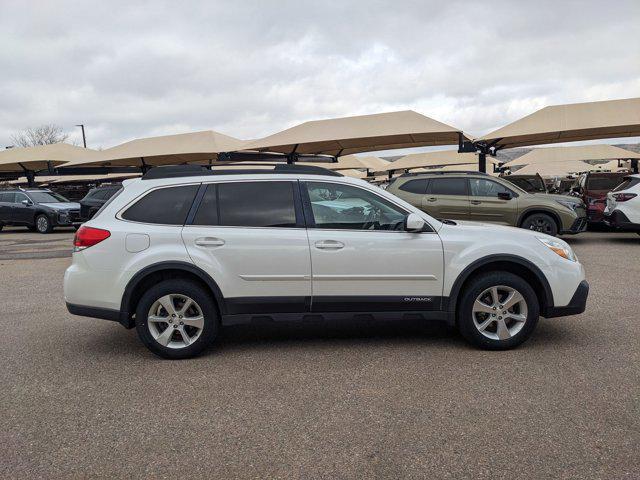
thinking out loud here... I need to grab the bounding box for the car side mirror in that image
[21,199,32,206]
[497,192,512,200]
[405,213,426,232]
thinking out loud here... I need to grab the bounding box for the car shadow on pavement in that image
[73,315,583,359]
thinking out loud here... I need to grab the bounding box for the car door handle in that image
[194,237,225,248]
[426,197,437,202]
[470,200,482,205]
[315,240,344,250]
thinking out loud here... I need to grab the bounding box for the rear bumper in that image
[543,280,589,318]
[66,302,121,322]
[604,210,640,231]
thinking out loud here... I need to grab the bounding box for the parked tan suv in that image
[387,172,587,236]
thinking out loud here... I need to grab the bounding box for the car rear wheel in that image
[35,214,53,234]
[135,279,219,359]
[457,271,539,350]
[521,213,558,236]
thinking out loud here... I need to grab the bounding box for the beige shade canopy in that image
[479,97,640,149]
[243,110,466,156]
[505,144,640,167]
[63,130,247,168]
[594,159,632,172]
[301,154,389,171]
[0,143,99,172]
[379,150,487,172]
[511,160,596,176]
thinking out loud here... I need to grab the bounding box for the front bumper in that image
[54,209,82,226]
[543,280,589,318]
[560,216,588,235]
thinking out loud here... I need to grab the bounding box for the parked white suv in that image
[64,165,589,359]
[604,174,640,234]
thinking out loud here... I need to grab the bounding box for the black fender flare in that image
[445,254,554,317]
[517,208,562,231]
[119,261,226,327]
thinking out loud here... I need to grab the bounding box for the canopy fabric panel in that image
[243,111,466,156]
[379,150,482,172]
[479,98,640,149]
[505,144,640,167]
[511,160,596,176]
[0,143,99,172]
[62,130,247,167]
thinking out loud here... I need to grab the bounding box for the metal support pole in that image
[25,170,36,187]
[632,159,639,174]
[478,152,487,173]
[76,124,87,148]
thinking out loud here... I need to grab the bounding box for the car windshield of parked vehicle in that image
[586,175,625,191]
[506,177,545,193]
[27,191,69,203]
[306,182,407,230]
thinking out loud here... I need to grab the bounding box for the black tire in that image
[0,223,4,232]
[35,214,53,234]
[520,212,558,237]
[135,279,219,359]
[457,271,539,350]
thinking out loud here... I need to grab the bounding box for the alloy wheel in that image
[147,294,204,349]
[36,216,49,233]
[472,285,528,341]
[525,218,552,234]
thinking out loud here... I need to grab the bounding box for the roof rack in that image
[398,170,490,178]
[141,164,343,181]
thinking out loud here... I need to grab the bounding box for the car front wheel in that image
[135,279,219,359]
[521,213,558,236]
[457,271,539,350]
[35,214,53,234]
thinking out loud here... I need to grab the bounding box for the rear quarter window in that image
[121,185,198,225]
[612,178,640,192]
[398,179,428,194]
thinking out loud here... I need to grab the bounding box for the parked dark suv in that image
[0,188,81,233]
[79,185,122,221]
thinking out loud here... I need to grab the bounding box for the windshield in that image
[586,175,625,191]
[27,191,69,203]
[507,177,546,193]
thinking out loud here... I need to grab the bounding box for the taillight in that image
[612,193,637,202]
[74,226,110,251]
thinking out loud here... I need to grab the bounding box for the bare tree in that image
[10,124,69,148]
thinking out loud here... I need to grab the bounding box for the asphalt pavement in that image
[1,227,639,479]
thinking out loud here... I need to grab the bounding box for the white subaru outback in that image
[64,165,589,359]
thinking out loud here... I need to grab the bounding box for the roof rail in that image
[398,170,490,178]
[141,164,343,181]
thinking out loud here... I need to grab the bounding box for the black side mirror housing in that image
[497,192,512,200]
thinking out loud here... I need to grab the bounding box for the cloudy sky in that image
[1,0,639,151]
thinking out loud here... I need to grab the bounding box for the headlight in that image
[537,237,577,262]
[556,200,581,211]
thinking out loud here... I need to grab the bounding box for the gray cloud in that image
[1,0,638,151]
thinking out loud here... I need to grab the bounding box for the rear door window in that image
[0,192,15,202]
[122,185,198,225]
[193,181,298,228]
[427,178,468,195]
